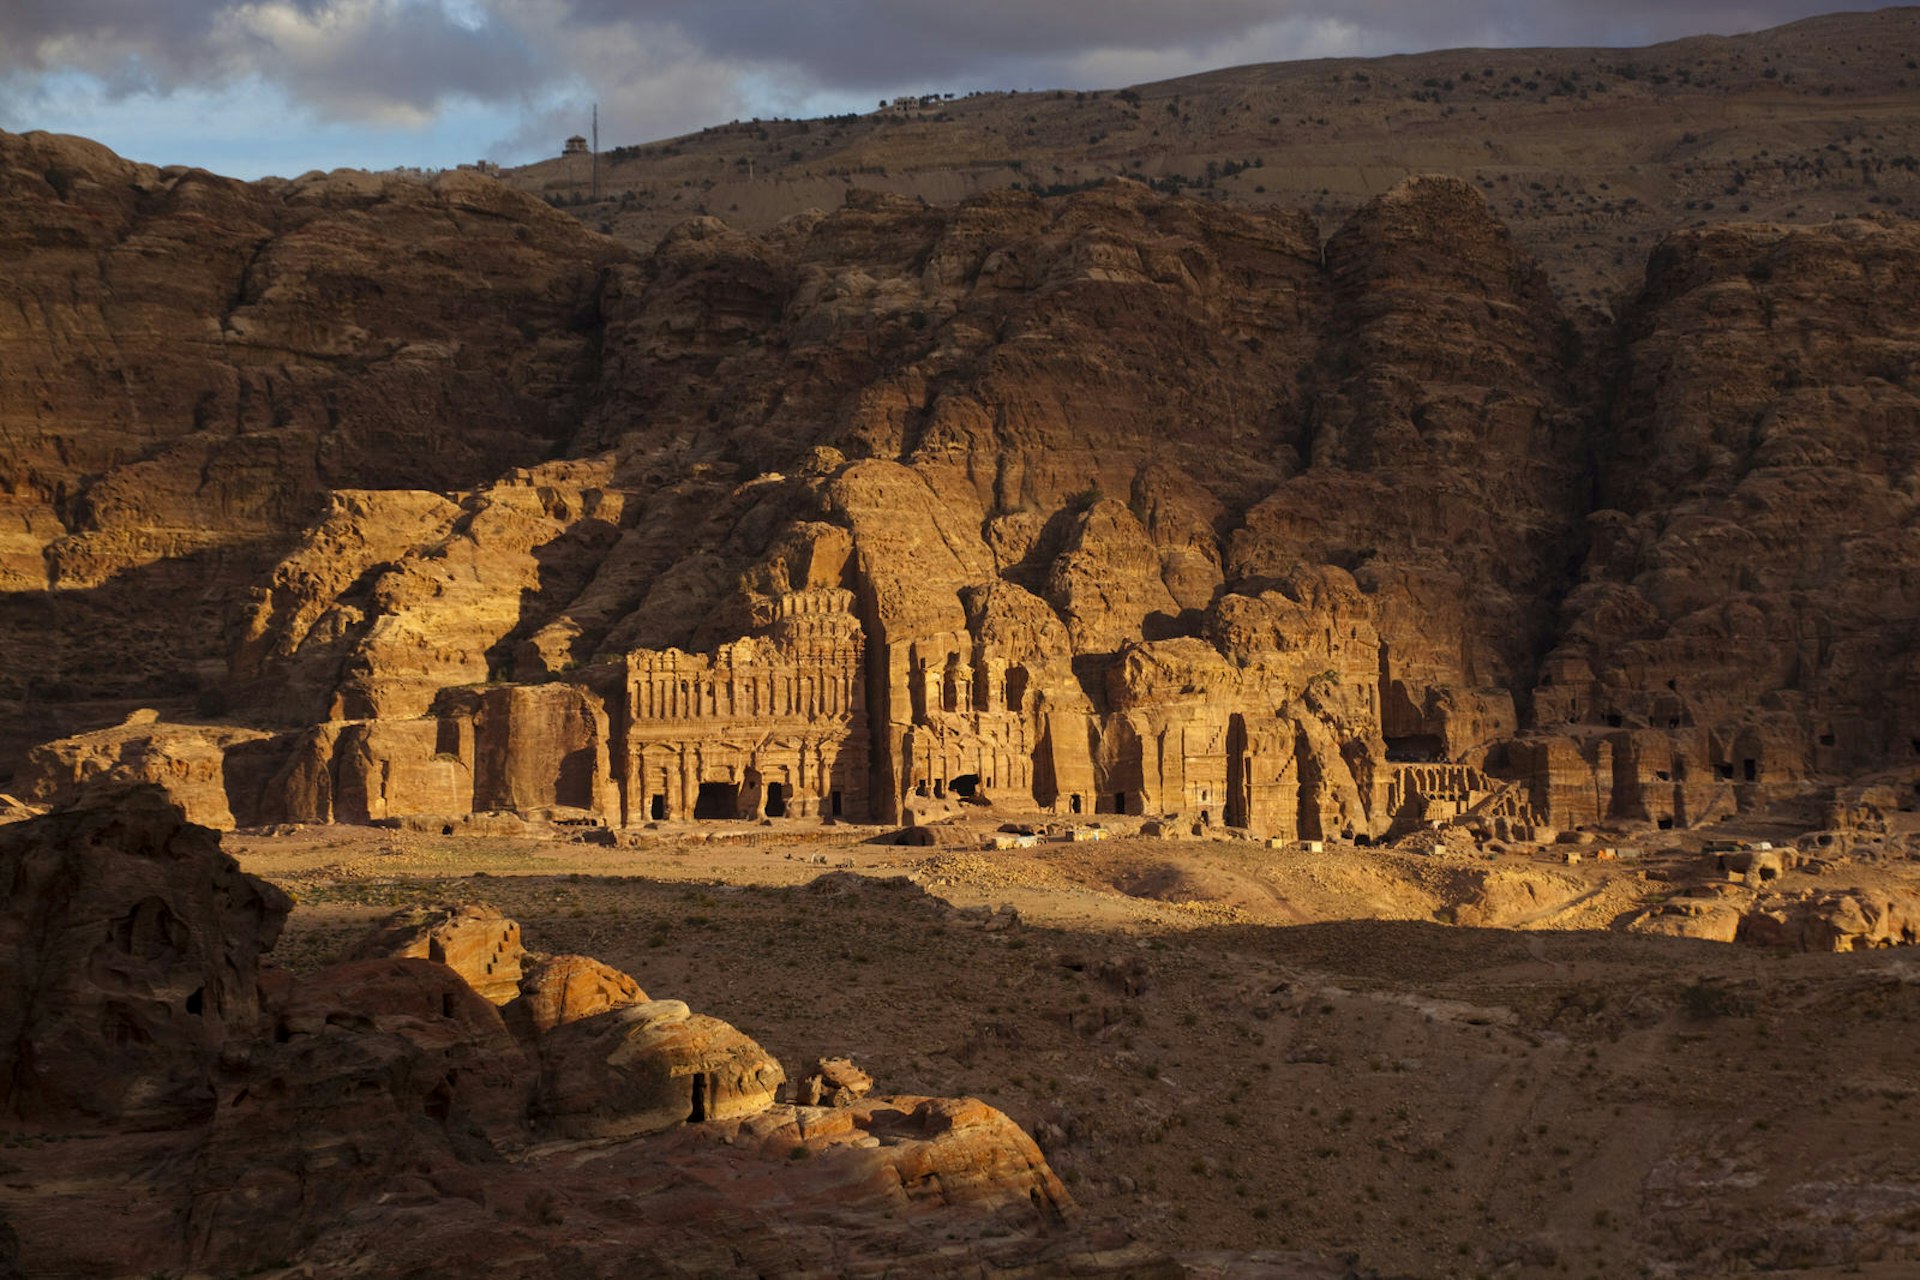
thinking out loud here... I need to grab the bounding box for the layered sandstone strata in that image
[4,128,1919,842]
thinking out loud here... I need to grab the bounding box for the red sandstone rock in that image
[348,902,527,1003]
[503,952,648,1037]
[797,1055,875,1106]
[0,786,288,1127]
[533,998,787,1139]
[0,789,1092,1277]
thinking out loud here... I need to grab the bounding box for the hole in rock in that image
[650,794,666,821]
[950,774,979,798]
[765,781,787,818]
[1384,734,1444,763]
[694,783,738,820]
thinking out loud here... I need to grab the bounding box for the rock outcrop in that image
[4,126,1920,849]
[347,901,527,1002]
[0,785,288,1127]
[0,789,1083,1278]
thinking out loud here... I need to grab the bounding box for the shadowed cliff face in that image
[0,130,627,762]
[5,126,1920,841]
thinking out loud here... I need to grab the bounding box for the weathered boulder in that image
[742,1095,1073,1222]
[503,952,648,1038]
[1628,897,1746,944]
[534,999,786,1139]
[188,956,534,1273]
[1739,888,1920,952]
[0,787,288,1127]
[796,1055,874,1107]
[349,902,527,1003]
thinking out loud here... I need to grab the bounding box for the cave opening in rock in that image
[1069,793,1082,814]
[650,794,666,821]
[1006,666,1029,712]
[694,782,737,820]
[1743,758,1758,782]
[1383,734,1444,763]
[830,790,843,817]
[688,1072,710,1123]
[950,773,979,798]
[1657,817,1674,830]
[1225,713,1250,828]
[764,781,787,818]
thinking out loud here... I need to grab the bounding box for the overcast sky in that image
[0,1,1885,178]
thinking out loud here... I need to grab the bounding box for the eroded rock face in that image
[7,128,1920,846]
[13,715,274,831]
[190,957,536,1273]
[1526,214,1920,827]
[0,131,627,776]
[1739,887,1920,952]
[0,787,288,1127]
[348,903,528,1003]
[0,789,1087,1278]
[505,952,649,1037]
[535,999,787,1139]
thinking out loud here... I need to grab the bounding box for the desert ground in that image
[227,811,1920,1277]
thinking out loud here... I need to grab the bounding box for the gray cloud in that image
[0,0,1887,149]
[552,0,1865,91]
[2,0,548,123]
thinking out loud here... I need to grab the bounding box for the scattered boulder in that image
[1739,888,1920,952]
[1628,898,1746,944]
[534,999,787,1139]
[796,1056,873,1107]
[0,774,1092,1276]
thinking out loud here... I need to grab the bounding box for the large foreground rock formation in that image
[4,127,1920,842]
[0,792,1085,1276]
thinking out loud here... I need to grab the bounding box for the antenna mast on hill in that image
[591,102,600,202]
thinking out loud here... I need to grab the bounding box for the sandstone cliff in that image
[4,127,1920,844]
